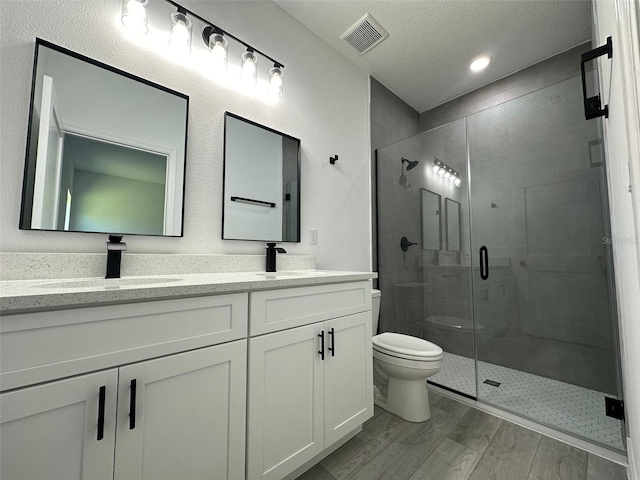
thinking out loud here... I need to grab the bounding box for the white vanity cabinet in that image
[0,293,248,480]
[113,340,247,480]
[247,282,373,480]
[0,369,119,480]
[0,274,375,480]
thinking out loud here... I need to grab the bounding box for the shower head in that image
[401,157,419,171]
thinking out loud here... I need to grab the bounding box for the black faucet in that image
[106,235,127,279]
[266,243,287,272]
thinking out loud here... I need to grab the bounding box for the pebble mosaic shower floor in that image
[429,352,625,452]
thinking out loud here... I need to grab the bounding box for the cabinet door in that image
[114,341,247,480]
[248,323,325,480]
[324,311,373,446]
[0,369,118,480]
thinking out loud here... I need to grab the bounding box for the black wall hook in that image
[330,155,339,165]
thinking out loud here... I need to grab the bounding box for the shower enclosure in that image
[376,74,625,453]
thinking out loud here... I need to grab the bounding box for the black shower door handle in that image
[580,36,612,120]
[480,246,489,280]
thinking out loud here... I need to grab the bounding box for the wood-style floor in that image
[296,390,627,480]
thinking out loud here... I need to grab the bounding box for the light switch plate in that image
[310,228,317,245]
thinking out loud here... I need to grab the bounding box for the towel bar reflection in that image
[230,196,276,208]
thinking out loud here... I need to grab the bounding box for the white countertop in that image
[0,270,377,314]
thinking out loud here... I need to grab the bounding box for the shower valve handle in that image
[400,236,418,252]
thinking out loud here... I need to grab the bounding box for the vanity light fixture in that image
[120,0,285,98]
[169,9,192,55]
[432,158,461,188]
[121,0,149,35]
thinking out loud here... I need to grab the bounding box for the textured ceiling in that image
[275,0,592,112]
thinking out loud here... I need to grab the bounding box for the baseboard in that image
[282,426,362,480]
[628,437,638,480]
[428,384,628,466]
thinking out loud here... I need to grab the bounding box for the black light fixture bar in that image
[164,0,284,67]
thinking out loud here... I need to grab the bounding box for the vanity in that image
[0,271,375,480]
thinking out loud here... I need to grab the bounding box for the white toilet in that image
[371,289,443,422]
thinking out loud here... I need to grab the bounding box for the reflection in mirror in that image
[421,188,441,250]
[445,198,462,251]
[20,39,188,236]
[223,112,300,242]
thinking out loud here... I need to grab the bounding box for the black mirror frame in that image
[19,38,190,238]
[222,111,301,243]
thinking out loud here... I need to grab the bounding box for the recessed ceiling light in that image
[469,55,491,72]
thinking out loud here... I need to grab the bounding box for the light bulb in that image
[169,12,192,55]
[444,171,452,180]
[454,177,462,187]
[269,65,284,97]
[209,33,228,70]
[121,0,149,34]
[243,59,256,75]
[241,49,257,84]
[432,163,441,174]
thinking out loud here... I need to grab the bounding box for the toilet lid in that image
[372,332,443,358]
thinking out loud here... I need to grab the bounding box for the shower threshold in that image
[429,352,625,453]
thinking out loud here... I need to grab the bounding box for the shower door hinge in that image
[580,36,613,120]
[605,397,625,421]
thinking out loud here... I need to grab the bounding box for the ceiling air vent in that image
[340,13,389,55]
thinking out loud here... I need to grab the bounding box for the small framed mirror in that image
[445,198,462,251]
[421,188,441,250]
[223,112,301,242]
[20,39,189,237]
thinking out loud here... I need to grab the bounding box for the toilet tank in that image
[372,289,381,335]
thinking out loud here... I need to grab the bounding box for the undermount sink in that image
[255,270,330,277]
[35,277,182,289]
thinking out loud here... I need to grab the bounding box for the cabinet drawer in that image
[250,281,370,336]
[1,293,248,392]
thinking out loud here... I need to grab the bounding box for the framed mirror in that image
[445,198,462,251]
[223,112,301,242]
[421,188,441,250]
[20,39,188,237]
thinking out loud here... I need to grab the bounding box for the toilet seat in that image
[372,332,443,362]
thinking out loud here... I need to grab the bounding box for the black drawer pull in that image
[318,331,325,360]
[129,379,137,430]
[97,386,106,441]
[328,328,335,357]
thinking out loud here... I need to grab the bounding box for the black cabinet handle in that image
[318,331,325,360]
[480,246,489,280]
[129,379,137,430]
[97,386,106,441]
[328,328,335,357]
[580,36,612,120]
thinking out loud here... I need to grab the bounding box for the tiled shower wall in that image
[370,78,420,289]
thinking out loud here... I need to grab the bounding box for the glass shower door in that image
[376,119,476,399]
[467,75,625,452]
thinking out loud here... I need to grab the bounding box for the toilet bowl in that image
[372,289,443,422]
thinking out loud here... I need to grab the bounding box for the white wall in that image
[593,0,640,476]
[0,0,371,272]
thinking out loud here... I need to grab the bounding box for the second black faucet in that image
[266,243,286,272]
